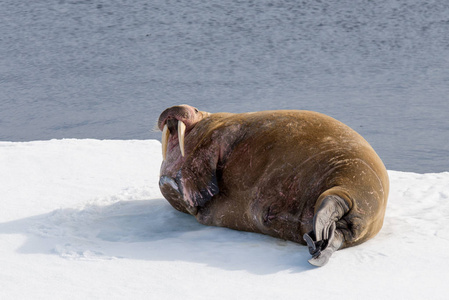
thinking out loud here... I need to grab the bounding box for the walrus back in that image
[206,110,389,245]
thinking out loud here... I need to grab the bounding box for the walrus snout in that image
[158,105,207,161]
[158,105,192,160]
[157,105,198,131]
[161,118,186,160]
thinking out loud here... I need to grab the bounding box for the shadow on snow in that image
[0,198,313,274]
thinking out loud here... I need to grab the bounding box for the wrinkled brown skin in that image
[158,105,389,251]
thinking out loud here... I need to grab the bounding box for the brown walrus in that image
[158,104,389,266]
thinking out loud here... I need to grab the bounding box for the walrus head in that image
[158,104,209,160]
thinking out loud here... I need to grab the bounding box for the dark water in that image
[1,0,448,173]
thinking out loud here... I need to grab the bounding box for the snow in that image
[1,139,448,299]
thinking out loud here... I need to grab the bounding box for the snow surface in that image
[1,139,448,299]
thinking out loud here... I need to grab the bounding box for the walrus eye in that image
[194,108,199,113]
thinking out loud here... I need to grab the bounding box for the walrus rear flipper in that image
[304,225,343,267]
[303,195,349,266]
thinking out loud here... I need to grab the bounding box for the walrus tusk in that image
[178,120,186,157]
[161,121,186,160]
[161,124,169,160]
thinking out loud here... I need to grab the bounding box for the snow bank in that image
[1,139,448,299]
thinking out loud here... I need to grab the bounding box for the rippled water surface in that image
[1,0,448,173]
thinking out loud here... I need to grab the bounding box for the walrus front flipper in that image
[176,169,219,208]
[303,195,349,266]
[159,175,193,215]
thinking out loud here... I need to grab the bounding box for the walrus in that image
[158,104,389,266]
